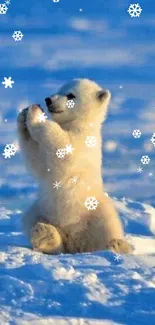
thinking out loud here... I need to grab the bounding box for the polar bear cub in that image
[17,78,132,254]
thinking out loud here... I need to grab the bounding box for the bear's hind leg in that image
[31,222,64,254]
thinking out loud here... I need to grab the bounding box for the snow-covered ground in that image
[0,196,155,325]
[0,83,155,324]
[0,87,155,324]
[0,1,155,323]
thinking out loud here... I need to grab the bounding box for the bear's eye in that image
[66,93,76,100]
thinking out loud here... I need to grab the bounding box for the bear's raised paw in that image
[17,107,29,127]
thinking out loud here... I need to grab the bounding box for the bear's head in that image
[45,78,111,125]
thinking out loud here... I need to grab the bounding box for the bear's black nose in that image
[45,97,52,106]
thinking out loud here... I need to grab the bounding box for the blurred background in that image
[0,0,155,209]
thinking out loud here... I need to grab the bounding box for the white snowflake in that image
[132,129,141,138]
[12,31,24,41]
[66,100,75,108]
[85,136,96,148]
[148,172,153,177]
[65,144,75,155]
[53,0,60,2]
[2,143,18,159]
[38,112,47,123]
[137,167,143,173]
[2,77,14,88]
[150,133,155,146]
[127,3,142,17]
[114,254,122,261]
[71,176,78,184]
[84,196,99,211]
[140,155,150,165]
[0,4,8,14]
[53,181,62,190]
[5,0,10,5]
[56,148,66,159]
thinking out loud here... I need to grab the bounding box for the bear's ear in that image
[97,89,111,101]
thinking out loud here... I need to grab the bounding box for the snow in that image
[85,136,96,148]
[0,83,155,323]
[2,143,18,159]
[12,31,24,42]
[84,196,99,210]
[66,100,75,109]
[0,196,155,324]
[127,4,143,18]
[1,76,15,89]
[0,0,155,322]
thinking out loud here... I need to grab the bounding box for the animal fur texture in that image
[17,78,132,254]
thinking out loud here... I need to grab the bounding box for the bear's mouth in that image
[49,109,64,114]
[47,106,64,114]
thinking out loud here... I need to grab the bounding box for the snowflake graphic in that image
[0,4,8,14]
[114,254,122,261]
[148,172,153,177]
[137,167,143,173]
[66,100,75,108]
[132,129,141,138]
[150,133,155,146]
[65,144,75,155]
[140,155,150,165]
[12,31,24,41]
[53,181,62,190]
[56,148,66,159]
[127,3,142,17]
[5,0,10,5]
[84,196,99,211]
[2,143,18,159]
[85,136,96,148]
[71,176,78,184]
[2,77,14,88]
[38,112,47,123]
[53,0,60,2]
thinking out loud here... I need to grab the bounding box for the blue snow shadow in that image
[0,206,155,325]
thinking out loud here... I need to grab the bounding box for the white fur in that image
[17,79,132,254]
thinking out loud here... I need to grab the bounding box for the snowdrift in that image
[0,198,155,325]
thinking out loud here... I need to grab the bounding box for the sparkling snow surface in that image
[0,0,155,323]
[0,82,155,324]
[0,87,155,324]
[0,198,155,325]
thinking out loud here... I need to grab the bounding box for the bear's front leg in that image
[17,107,30,140]
[26,104,69,145]
[26,104,46,142]
[17,106,46,177]
[31,222,65,254]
